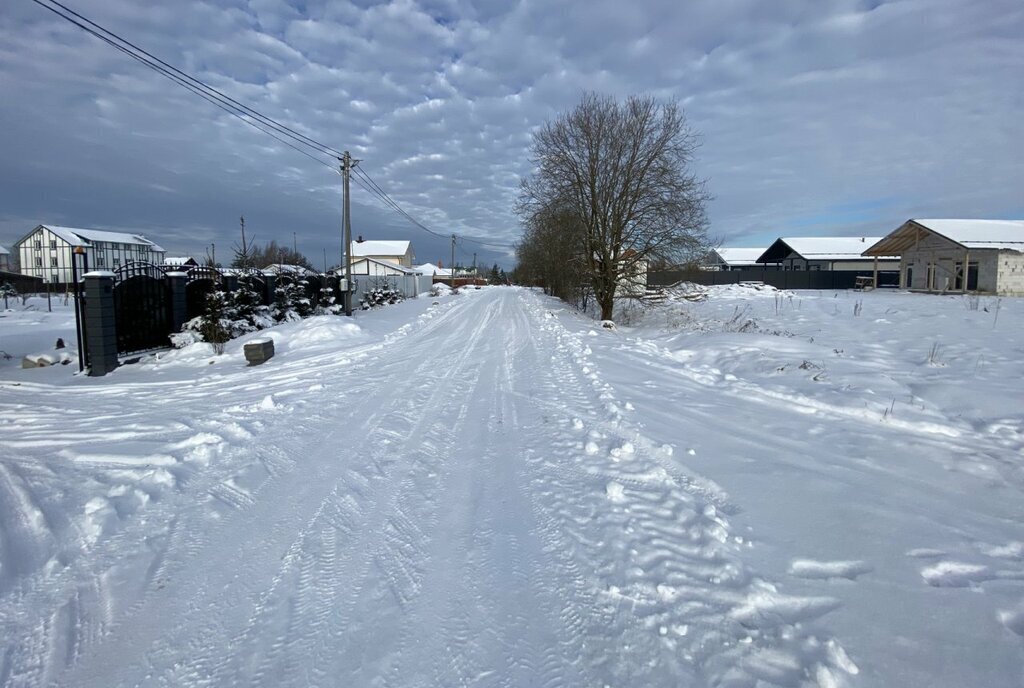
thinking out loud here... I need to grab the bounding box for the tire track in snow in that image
[56,293,506,686]
[2,299,467,686]
[510,289,859,687]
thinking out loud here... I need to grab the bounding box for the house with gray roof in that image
[14,224,166,285]
[863,219,1024,295]
[704,247,778,271]
[757,237,899,272]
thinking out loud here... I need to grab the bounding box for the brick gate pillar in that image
[166,272,188,332]
[83,271,118,377]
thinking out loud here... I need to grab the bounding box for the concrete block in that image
[244,338,275,365]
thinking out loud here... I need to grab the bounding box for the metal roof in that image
[759,237,895,263]
[711,247,770,265]
[863,219,1024,256]
[35,225,166,252]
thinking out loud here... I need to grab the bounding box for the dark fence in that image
[185,266,223,319]
[648,268,900,290]
[0,270,45,293]
[113,262,174,355]
[77,266,346,375]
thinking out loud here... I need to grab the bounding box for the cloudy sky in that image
[1,0,1021,268]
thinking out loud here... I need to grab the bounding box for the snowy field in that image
[0,285,1022,687]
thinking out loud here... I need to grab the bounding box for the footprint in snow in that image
[920,561,993,587]
[789,559,873,581]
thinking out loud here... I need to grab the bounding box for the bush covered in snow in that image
[180,280,274,354]
[273,279,313,322]
[360,287,404,310]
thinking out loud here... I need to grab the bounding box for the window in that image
[34,257,42,267]
[49,240,57,249]
[114,258,121,266]
[97,256,105,266]
[34,239,41,249]
[50,257,58,267]
[51,273,59,283]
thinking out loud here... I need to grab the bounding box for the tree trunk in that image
[599,294,614,321]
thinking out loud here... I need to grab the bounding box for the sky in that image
[1,0,1021,268]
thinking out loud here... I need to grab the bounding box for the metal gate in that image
[185,266,222,319]
[113,262,172,354]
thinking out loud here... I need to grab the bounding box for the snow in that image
[39,225,165,251]
[350,239,411,258]
[414,261,452,276]
[712,247,768,266]
[770,236,896,261]
[1,284,1023,686]
[912,219,1024,251]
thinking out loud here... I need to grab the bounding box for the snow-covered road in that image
[3,285,1023,687]
[1,288,858,687]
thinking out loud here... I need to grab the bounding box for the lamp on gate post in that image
[71,246,87,372]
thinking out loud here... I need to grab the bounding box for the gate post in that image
[264,274,277,305]
[166,272,188,332]
[223,274,238,293]
[83,271,118,377]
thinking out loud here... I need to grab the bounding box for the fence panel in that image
[648,268,899,290]
[113,262,172,354]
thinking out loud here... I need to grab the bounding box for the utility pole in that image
[293,231,297,260]
[450,234,456,287]
[473,252,477,275]
[341,151,354,315]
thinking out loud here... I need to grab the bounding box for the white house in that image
[350,238,414,267]
[863,219,1024,295]
[14,225,165,285]
[347,256,432,300]
[757,237,898,271]
[0,244,11,272]
[704,247,777,271]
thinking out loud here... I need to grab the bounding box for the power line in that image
[353,166,515,250]
[31,0,515,251]
[30,0,342,165]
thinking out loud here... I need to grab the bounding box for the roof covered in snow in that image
[863,219,1024,255]
[414,262,451,276]
[28,225,166,252]
[163,256,197,266]
[351,240,411,258]
[0,244,9,255]
[759,237,895,262]
[710,248,770,266]
[264,263,318,276]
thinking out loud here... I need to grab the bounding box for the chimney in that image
[357,235,364,243]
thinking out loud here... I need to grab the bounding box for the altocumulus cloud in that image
[0,0,1021,265]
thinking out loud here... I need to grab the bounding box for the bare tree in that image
[514,199,589,307]
[517,93,710,320]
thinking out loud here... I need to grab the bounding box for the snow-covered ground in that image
[0,285,1022,687]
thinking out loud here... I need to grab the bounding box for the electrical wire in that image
[31,0,515,250]
[30,0,344,163]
